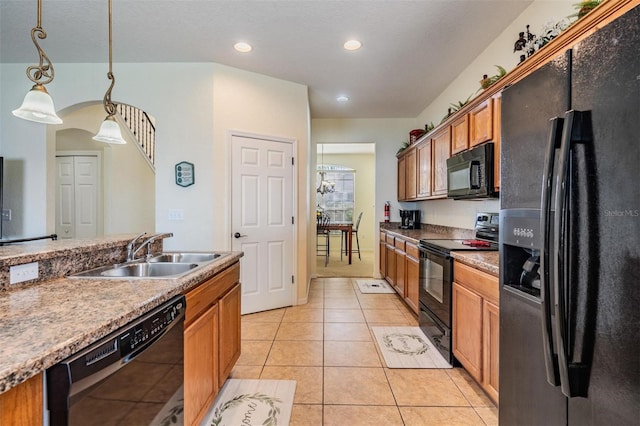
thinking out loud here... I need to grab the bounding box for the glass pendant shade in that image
[12,84,62,124]
[93,116,126,144]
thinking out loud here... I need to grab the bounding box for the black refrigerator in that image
[499,5,639,426]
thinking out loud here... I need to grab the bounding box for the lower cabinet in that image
[452,260,499,403]
[380,231,420,315]
[0,372,43,425]
[184,262,241,426]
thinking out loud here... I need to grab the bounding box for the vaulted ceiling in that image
[0,0,532,118]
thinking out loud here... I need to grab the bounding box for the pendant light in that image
[316,145,336,196]
[93,0,126,144]
[12,0,63,124]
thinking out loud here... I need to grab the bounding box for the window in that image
[316,165,355,223]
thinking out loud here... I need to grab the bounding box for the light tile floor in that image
[231,277,498,425]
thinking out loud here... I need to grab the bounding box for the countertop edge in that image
[450,251,500,277]
[0,251,243,394]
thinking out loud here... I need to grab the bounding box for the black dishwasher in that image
[47,295,186,426]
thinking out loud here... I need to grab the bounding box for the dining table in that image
[324,222,354,264]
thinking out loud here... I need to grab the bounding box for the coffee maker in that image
[399,210,421,229]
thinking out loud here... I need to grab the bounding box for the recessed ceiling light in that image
[343,39,362,51]
[234,42,252,53]
[336,96,350,102]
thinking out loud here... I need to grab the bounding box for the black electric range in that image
[416,212,499,365]
[419,212,499,254]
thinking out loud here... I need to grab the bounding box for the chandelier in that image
[12,0,63,124]
[317,144,336,195]
[93,0,126,144]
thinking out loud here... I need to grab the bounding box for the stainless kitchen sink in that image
[147,252,222,263]
[70,252,228,279]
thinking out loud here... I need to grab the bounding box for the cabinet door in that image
[0,373,42,426]
[432,127,451,197]
[405,148,417,200]
[451,115,469,154]
[452,283,483,382]
[417,140,432,198]
[184,304,219,426]
[405,253,420,314]
[394,248,406,298]
[379,238,387,277]
[385,244,396,286]
[469,99,494,147]
[483,299,500,402]
[492,93,502,191]
[397,156,406,201]
[218,284,241,389]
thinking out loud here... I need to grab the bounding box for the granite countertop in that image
[450,251,499,277]
[0,250,243,394]
[380,223,499,276]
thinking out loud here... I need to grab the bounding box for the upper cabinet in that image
[451,115,470,154]
[469,99,494,148]
[431,126,451,197]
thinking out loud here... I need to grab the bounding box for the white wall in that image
[311,118,418,277]
[320,152,376,252]
[211,63,310,303]
[417,0,576,126]
[54,103,155,236]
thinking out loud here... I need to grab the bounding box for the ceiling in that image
[0,0,532,119]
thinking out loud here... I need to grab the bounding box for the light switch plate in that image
[10,262,39,284]
[168,209,184,221]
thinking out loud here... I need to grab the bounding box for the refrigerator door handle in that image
[540,116,563,386]
[554,110,591,398]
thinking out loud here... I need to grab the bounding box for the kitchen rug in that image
[201,379,296,426]
[372,327,452,369]
[356,279,395,294]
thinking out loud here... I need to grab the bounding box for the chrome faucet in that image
[130,232,174,261]
[126,232,147,262]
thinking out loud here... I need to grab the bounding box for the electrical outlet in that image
[10,262,39,285]
[1,209,11,221]
[168,209,184,221]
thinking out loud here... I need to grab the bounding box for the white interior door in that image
[231,135,295,315]
[56,155,100,239]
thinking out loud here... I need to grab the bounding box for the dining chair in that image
[341,211,362,261]
[316,213,331,266]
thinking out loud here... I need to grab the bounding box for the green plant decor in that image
[449,93,473,113]
[425,122,435,133]
[570,0,603,19]
[480,65,507,90]
[397,140,410,154]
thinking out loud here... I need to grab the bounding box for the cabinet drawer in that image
[185,263,240,325]
[453,260,498,305]
[394,238,405,251]
[386,234,395,245]
[380,231,387,242]
[406,242,419,259]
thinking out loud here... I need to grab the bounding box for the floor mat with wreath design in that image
[371,327,452,369]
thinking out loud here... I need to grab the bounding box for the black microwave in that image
[446,143,496,199]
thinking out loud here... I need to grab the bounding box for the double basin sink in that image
[71,252,227,279]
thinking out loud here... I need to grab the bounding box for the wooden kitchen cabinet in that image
[453,282,483,381]
[184,303,218,426]
[483,299,500,402]
[405,148,417,200]
[397,155,406,200]
[452,260,499,403]
[184,262,241,426]
[404,242,420,314]
[379,231,387,277]
[394,238,406,298]
[432,126,451,197]
[218,283,241,389]
[469,98,494,148]
[385,236,396,286]
[492,93,502,191]
[451,114,469,154]
[0,373,43,426]
[417,140,432,198]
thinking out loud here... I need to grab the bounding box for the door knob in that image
[234,232,247,239]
